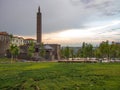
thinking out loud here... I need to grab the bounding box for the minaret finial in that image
[38,6,40,12]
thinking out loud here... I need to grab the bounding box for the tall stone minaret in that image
[37,6,42,43]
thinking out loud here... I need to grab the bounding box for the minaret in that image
[37,6,42,43]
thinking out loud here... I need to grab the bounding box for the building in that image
[35,6,61,60]
[11,36,24,46]
[34,44,61,60]
[0,32,10,57]
[36,6,61,60]
[44,44,61,60]
[37,6,42,43]
[24,38,36,45]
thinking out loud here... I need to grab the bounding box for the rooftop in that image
[0,32,9,35]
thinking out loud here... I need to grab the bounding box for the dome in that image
[44,45,53,50]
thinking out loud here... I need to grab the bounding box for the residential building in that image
[24,38,36,44]
[11,36,24,46]
[0,32,10,57]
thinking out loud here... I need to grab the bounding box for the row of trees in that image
[94,41,120,59]
[61,41,120,60]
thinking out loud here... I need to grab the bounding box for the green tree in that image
[60,47,75,60]
[9,34,13,43]
[86,43,93,58]
[80,42,86,57]
[109,42,117,59]
[76,49,81,57]
[80,42,93,58]
[60,47,65,59]
[39,43,46,57]
[70,48,74,60]
[28,42,35,58]
[99,40,110,59]
[63,46,71,60]
[117,45,120,58]
[110,43,120,59]
[94,48,101,58]
[9,44,19,63]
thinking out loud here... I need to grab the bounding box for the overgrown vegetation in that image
[0,59,120,90]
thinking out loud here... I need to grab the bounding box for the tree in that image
[109,42,120,59]
[60,47,75,60]
[94,48,101,58]
[109,43,117,59]
[76,49,81,57]
[80,42,93,58]
[39,43,46,57]
[70,48,74,60]
[80,42,86,57]
[99,40,110,59]
[64,46,70,59]
[9,34,13,45]
[28,42,35,58]
[9,44,19,63]
[86,43,93,58]
[60,47,65,59]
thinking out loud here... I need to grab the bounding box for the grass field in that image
[0,58,120,90]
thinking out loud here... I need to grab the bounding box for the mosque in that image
[18,6,61,61]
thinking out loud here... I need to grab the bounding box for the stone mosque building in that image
[35,6,61,60]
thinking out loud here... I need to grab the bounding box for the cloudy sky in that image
[0,0,120,46]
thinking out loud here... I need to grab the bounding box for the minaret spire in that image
[38,6,40,13]
[37,6,42,44]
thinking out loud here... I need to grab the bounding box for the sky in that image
[0,0,120,46]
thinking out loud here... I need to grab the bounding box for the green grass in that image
[0,59,120,90]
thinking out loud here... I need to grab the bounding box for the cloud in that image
[0,0,120,46]
[84,0,120,16]
[36,20,120,46]
[70,0,120,17]
[42,0,120,34]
